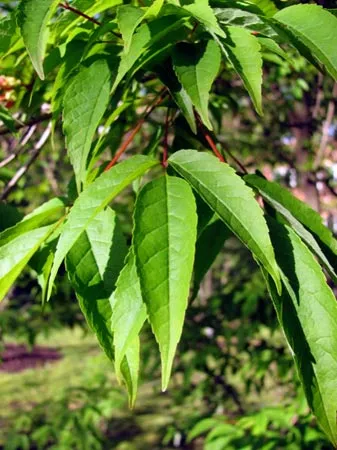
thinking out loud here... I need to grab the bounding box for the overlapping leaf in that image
[182,0,226,38]
[18,0,60,79]
[169,150,281,292]
[133,175,197,390]
[245,174,337,281]
[117,5,145,53]
[221,26,263,115]
[273,5,337,81]
[0,224,57,301]
[264,219,337,447]
[47,155,157,301]
[173,40,221,130]
[63,59,111,192]
[110,250,146,400]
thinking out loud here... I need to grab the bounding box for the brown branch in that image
[0,125,37,169]
[1,123,52,200]
[0,113,52,136]
[196,116,225,162]
[59,2,101,26]
[104,89,167,171]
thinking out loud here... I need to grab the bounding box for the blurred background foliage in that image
[1,1,337,449]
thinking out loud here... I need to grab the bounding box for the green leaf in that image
[117,5,144,54]
[169,150,281,292]
[245,174,337,281]
[0,104,17,133]
[119,337,141,409]
[66,207,127,361]
[0,14,20,56]
[183,0,226,38]
[264,219,337,447]
[250,0,277,17]
[0,224,56,301]
[157,62,197,134]
[18,0,60,79]
[214,7,276,36]
[273,5,337,81]
[133,175,197,390]
[257,37,289,62]
[0,203,23,232]
[0,198,66,247]
[187,418,222,442]
[63,59,111,192]
[193,219,231,298]
[173,40,221,130]
[110,250,146,403]
[221,26,263,115]
[47,155,158,301]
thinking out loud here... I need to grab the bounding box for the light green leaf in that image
[0,14,21,57]
[63,59,111,192]
[173,40,221,130]
[257,37,290,62]
[214,7,276,36]
[18,0,60,79]
[273,5,337,81]
[0,224,56,301]
[221,26,263,115]
[183,0,226,38]
[133,175,197,390]
[66,208,127,361]
[169,150,281,292]
[0,198,66,247]
[250,0,277,17]
[245,174,337,281]
[117,5,144,54]
[264,219,337,447]
[110,250,147,387]
[187,418,222,442]
[47,155,158,301]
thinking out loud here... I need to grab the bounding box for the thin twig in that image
[104,89,167,171]
[314,82,337,169]
[1,123,52,200]
[0,114,52,135]
[59,2,101,26]
[162,108,170,168]
[196,116,225,162]
[0,125,37,169]
[221,145,248,174]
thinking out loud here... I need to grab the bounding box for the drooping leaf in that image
[263,218,337,448]
[47,155,158,301]
[257,37,290,62]
[110,250,146,391]
[157,62,197,134]
[182,0,226,38]
[112,15,187,93]
[214,7,276,36]
[221,26,263,115]
[0,224,57,301]
[273,5,337,81]
[0,198,66,247]
[173,40,221,130]
[63,59,111,192]
[66,208,127,360]
[245,174,337,280]
[18,0,60,79]
[193,219,231,298]
[169,150,281,292]
[117,5,144,54]
[133,175,198,390]
[119,337,141,408]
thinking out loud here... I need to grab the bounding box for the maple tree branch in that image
[104,89,167,171]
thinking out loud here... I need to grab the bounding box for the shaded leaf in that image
[47,155,157,301]
[169,150,281,292]
[173,40,221,130]
[110,250,147,386]
[273,5,337,80]
[63,59,111,192]
[66,208,127,360]
[18,0,60,79]
[264,218,337,447]
[133,175,197,390]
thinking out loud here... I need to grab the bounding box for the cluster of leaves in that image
[1,0,337,446]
